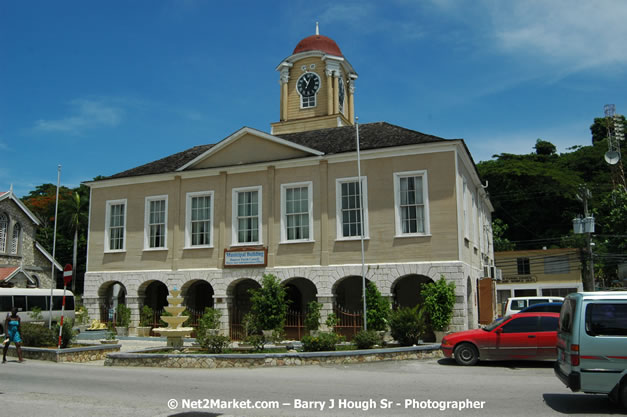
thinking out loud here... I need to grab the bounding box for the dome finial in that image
[316,22,319,36]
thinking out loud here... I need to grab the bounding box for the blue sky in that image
[2,0,626,197]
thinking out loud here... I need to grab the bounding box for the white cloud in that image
[34,98,123,134]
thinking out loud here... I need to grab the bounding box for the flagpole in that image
[48,165,61,329]
[355,118,367,331]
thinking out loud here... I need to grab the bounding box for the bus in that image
[0,288,75,334]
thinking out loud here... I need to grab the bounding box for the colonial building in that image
[0,190,61,288]
[83,30,495,337]
[495,248,584,315]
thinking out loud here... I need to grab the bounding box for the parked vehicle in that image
[554,292,627,408]
[441,312,560,366]
[504,296,564,316]
[519,302,563,314]
[0,288,75,334]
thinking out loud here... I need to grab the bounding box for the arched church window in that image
[10,223,21,255]
[0,213,8,253]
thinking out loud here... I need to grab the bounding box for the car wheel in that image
[454,343,479,366]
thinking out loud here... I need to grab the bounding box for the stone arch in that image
[333,275,371,312]
[181,279,215,311]
[138,280,169,313]
[226,278,261,339]
[390,274,434,309]
[97,280,127,322]
[282,277,318,314]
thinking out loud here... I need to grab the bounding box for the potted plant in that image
[136,305,153,337]
[248,274,289,340]
[28,306,45,326]
[421,275,456,342]
[100,323,119,344]
[115,304,131,337]
[304,301,322,336]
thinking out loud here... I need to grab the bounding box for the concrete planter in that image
[115,326,129,337]
[136,327,151,337]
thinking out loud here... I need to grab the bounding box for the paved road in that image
[1,354,624,417]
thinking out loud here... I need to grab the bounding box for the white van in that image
[0,288,75,334]
[504,296,564,316]
[554,292,627,408]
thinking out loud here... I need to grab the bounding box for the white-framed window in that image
[394,171,430,236]
[336,177,369,240]
[281,182,313,243]
[144,195,168,250]
[105,199,126,252]
[232,186,262,245]
[185,191,213,248]
[10,223,20,255]
[0,213,7,253]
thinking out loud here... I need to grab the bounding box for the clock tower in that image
[271,25,358,135]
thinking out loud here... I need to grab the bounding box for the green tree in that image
[248,274,289,332]
[492,219,515,251]
[421,276,456,331]
[365,281,390,331]
[59,187,89,293]
[534,139,557,156]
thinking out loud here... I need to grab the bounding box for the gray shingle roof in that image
[103,122,452,180]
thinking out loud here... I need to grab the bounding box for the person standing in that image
[3,308,24,363]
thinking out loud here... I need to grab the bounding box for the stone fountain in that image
[153,288,193,349]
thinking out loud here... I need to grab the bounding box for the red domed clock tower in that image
[271,24,358,135]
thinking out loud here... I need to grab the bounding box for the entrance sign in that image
[224,247,267,268]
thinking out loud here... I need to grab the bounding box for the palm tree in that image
[60,188,89,293]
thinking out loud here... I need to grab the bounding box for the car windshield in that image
[483,316,510,331]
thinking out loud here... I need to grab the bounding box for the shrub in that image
[389,306,426,346]
[28,307,43,321]
[75,305,89,325]
[325,313,338,330]
[20,322,55,347]
[195,307,223,347]
[116,304,131,327]
[248,274,289,332]
[140,305,153,327]
[353,329,383,349]
[365,282,391,331]
[304,301,322,333]
[421,276,456,331]
[54,319,76,348]
[244,334,266,351]
[301,331,342,352]
[200,334,230,353]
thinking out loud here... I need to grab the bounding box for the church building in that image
[83,29,495,337]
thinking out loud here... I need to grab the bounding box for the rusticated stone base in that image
[4,344,121,362]
[104,345,442,368]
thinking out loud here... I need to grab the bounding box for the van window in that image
[510,299,528,311]
[13,295,26,312]
[52,295,74,311]
[0,295,11,311]
[559,298,576,334]
[585,303,627,337]
[528,298,550,306]
[27,296,47,311]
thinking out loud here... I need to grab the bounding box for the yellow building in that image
[495,248,584,315]
[83,30,494,337]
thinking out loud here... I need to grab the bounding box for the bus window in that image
[66,296,75,310]
[0,296,11,311]
[13,295,26,312]
[27,295,47,311]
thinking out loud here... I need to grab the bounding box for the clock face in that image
[297,72,320,97]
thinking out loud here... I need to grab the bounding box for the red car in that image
[441,312,560,366]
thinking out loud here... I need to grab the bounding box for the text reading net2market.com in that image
[167,397,487,412]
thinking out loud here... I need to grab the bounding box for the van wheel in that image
[454,343,479,366]
[621,382,627,409]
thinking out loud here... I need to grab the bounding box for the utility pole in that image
[575,185,595,291]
